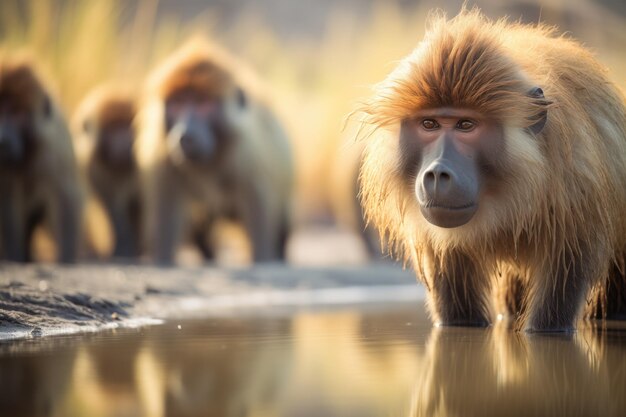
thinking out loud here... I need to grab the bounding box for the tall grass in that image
[0,0,199,109]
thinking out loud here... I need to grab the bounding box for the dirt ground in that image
[0,239,419,341]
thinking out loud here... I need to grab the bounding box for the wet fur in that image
[358,10,626,330]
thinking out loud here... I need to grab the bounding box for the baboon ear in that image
[42,94,52,118]
[236,87,247,109]
[527,86,548,135]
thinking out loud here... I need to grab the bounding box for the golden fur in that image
[0,53,82,262]
[136,39,293,263]
[358,10,626,329]
[74,86,135,131]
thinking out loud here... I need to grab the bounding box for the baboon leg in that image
[0,183,26,262]
[276,211,290,260]
[495,271,528,326]
[593,263,626,320]
[604,277,626,320]
[52,187,80,263]
[106,202,138,259]
[61,192,80,264]
[153,188,184,266]
[193,218,214,260]
[524,249,595,332]
[425,250,492,327]
[24,205,45,263]
[240,187,280,262]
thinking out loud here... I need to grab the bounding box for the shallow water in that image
[1,300,626,417]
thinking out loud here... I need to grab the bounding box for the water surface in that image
[1,300,626,417]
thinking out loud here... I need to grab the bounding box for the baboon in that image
[74,86,141,259]
[0,55,82,263]
[358,10,626,331]
[136,40,293,264]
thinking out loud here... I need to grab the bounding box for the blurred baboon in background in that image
[330,139,383,260]
[136,39,293,265]
[0,54,82,263]
[74,86,141,259]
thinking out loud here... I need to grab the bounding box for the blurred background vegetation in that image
[1,0,625,233]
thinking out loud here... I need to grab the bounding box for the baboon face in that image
[87,108,135,169]
[97,120,134,168]
[399,87,548,229]
[164,86,242,165]
[0,91,45,167]
[400,107,504,228]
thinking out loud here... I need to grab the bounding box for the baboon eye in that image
[421,119,439,130]
[457,120,475,131]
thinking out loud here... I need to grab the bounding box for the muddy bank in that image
[0,263,419,341]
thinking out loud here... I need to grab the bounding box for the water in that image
[1,300,626,417]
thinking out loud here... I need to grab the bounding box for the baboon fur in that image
[358,10,626,331]
[0,54,82,262]
[73,85,141,258]
[136,40,293,264]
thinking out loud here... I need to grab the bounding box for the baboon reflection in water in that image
[409,324,626,417]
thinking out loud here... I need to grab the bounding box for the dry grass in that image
[1,0,625,225]
[0,0,199,109]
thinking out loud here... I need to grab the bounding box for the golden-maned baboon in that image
[74,86,141,259]
[0,54,82,263]
[136,40,293,265]
[358,10,626,331]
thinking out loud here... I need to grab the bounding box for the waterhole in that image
[1,300,625,417]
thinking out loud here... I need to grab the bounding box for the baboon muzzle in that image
[168,115,216,163]
[416,137,480,228]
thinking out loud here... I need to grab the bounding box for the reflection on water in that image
[1,302,626,417]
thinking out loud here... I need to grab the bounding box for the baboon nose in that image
[422,161,453,198]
